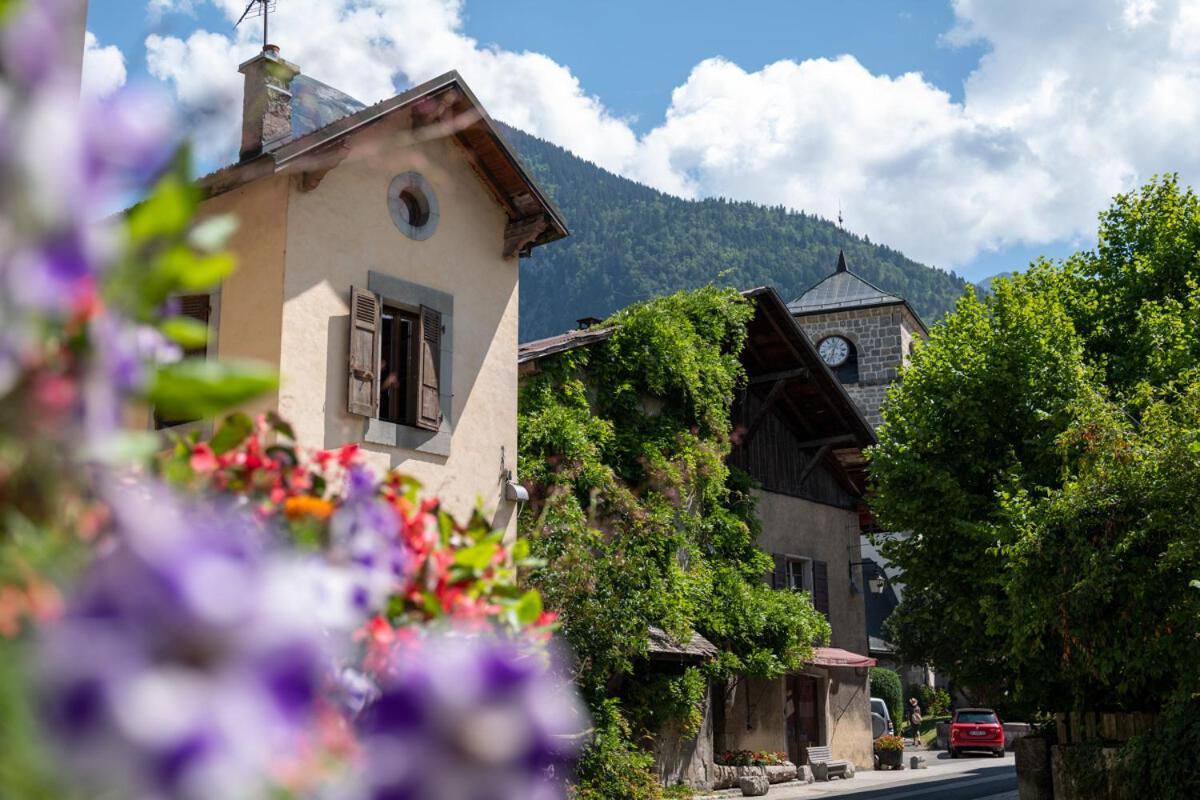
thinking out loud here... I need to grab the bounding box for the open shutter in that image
[768,553,787,589]
[415,305,442,431]
[347,287,381,417]
[812,560,830,618]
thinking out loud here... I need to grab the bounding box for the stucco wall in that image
[751,489,873,767]
[202,173,289,420]
[277,124,519,535]
[721,676,787,754]
[753,490,867,655]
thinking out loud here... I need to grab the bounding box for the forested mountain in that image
[503,124,974,342]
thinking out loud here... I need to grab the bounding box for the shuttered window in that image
[348,287,444,433]
[812,560,830,619]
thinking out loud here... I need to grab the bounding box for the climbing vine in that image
[518,287,830,798]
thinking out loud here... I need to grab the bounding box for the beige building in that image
[173,45,567,535]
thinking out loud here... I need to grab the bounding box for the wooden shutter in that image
[812,560,830,618]
[769,553,788,589]
[347,287,381,417]
[415,305,442,431]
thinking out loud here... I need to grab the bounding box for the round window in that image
[388,172,439,240]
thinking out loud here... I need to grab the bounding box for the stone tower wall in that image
[796,305,922,427]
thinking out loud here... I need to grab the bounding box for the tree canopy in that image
[870,175,1200,714]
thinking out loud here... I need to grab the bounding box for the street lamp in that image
[849,560,888,594]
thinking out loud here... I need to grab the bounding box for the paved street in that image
[697,750,1016,800]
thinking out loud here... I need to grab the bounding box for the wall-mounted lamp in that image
[505,480,529,502]
[849,560,888,595]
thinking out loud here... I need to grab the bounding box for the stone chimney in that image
[238,45,300,161]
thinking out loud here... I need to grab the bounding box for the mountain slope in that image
[503,125,972,342]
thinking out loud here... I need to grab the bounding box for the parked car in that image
[870,697,894,738]
[948,707,1005,758]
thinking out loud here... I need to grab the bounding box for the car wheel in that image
[995,749,1005,758]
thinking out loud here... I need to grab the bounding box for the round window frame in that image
[388,172,439,241]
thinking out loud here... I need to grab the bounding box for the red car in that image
[949,708,1005,758]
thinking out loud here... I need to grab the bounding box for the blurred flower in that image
[350,636,586,800]
[328,465,408,617]
[37,480,331,800]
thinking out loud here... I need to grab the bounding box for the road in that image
[697,750,1017,800]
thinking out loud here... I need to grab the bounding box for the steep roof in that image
[788,250,905,314]
[199,70,569,254]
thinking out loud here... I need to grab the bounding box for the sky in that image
[84,0,1200,282]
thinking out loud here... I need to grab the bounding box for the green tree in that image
[872,175,1200,715]
[869,667,904,729]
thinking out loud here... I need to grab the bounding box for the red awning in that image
[808,646,877,668]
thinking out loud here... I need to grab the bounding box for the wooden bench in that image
[806,745,855,781]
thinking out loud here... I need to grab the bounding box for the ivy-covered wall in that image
[518,287,830,797]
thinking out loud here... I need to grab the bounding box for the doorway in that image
[785,674,822,765]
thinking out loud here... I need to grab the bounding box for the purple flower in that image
[327,465,408,617]
[38,481,331,800]
[349,637,587,800]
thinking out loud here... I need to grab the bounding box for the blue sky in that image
[87,1,1193,282]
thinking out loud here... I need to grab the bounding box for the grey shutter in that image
[347,287,381,417]
[770,553,788,589]
[812,560,830,618]
[415,305,442,431]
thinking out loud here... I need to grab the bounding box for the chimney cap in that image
[263,43,280,56]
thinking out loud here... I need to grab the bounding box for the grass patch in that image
[915,715,951,747]
[662,786,695,799]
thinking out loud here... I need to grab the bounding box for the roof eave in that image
[198,71,569,251]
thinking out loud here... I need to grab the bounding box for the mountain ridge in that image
[503,124,973,342]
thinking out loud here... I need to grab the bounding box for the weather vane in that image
[236,0,278,50]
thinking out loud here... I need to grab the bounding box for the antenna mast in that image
[236,0,278,50]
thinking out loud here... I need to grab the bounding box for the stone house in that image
[157,44,567,535]
[517,287,879,786]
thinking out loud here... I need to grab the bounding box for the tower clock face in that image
[818,336,851,367]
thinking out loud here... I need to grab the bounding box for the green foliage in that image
[872,175,1200,715]
[1115,698,1200,800]
[571,700,663,800]
[869,667,903,726]
[520,287,829,794]
[504,125,972,342]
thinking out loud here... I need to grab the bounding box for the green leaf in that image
[147,359,277,420]
[188,214,239,253]
[161,316,209,349]
[127,173,199,244]
[512,538,531,562]
[210,412,255,455]
[453,540,500,572]
[512,589,544,626]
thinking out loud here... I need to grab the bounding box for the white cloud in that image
[143,0,1200,270]
[81,31,127,98]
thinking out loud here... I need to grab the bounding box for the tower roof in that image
[788,250,905,315]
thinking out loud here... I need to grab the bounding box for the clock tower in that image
[789,251,927,427]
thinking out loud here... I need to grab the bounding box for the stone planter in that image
[764,764,797,784]
[738,775,769,796]
[875,748,904,770]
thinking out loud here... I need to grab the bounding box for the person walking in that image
[907,697,923,747]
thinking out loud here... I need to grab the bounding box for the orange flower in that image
[284,495,334,521]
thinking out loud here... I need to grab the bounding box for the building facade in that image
[162,46,567,536]
[789,252,934,688]
[518,288,880,785]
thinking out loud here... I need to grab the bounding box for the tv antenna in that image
[236,0,278,50]
[837,201,844,230]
